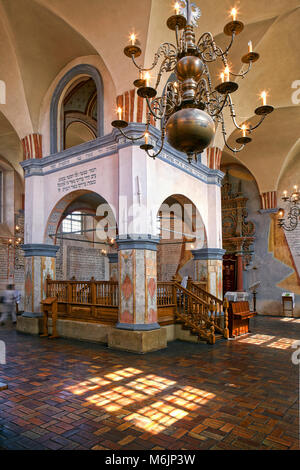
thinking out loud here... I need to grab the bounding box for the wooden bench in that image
[228,301,257,338]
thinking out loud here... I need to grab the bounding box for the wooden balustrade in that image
[45,276,229,340]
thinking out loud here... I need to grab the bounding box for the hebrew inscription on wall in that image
[57,168,96,194]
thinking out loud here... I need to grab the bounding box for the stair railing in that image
[173,281,216,344]
[187,278,229,339]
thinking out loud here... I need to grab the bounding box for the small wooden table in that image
[40,297,59,339]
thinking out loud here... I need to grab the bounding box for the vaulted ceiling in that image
[0,0,299,193]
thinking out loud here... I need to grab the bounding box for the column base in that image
[108,327,167,354]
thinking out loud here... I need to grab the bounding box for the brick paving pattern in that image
[0,316,299,450]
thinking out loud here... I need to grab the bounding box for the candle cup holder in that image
[224,21,244,36]
[140,144,154,151]
[236,136,252,145]
[242,52,260,64]
[282,196,289,202]
[167,14,187,31]
[134,78,146,88]
[215,81,238,95]
[111,120,129,129]
[255,105,274,116]
[137,86,157,98]
[124,44,142,58]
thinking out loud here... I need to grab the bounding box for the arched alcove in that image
[50,64,104,154]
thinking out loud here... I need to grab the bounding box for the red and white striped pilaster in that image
[21,134,43,160]
[260,191,277,210]
[206,147,222,170]
[116,90,155,126]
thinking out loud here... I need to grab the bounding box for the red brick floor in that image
[0,316,299,450]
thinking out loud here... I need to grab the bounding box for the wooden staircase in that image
[173,279,229,345]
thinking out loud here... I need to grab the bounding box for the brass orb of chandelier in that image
[278,186,300,231]
[111,1,274,163]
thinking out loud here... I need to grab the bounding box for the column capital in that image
[21,244,59,258]
[192,248,226,260]
[107,253,118,264]
[117,234,160,251]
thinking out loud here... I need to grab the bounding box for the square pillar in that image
[21,244,59,316]
[192,248,225,299]
[108,235,167,353]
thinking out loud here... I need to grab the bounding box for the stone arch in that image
[156,193,207,281]
[50,64,104,154]
[44,189,117,245]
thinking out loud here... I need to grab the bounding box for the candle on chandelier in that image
[117,107,122,120]
[242,125,247,138]
[224,66,230,82]
[294,185,298,192]
[145,72,150,87]
[174,2,180,15]
[283,190,288,198]
[130,33,136,46]
[231,8,237,22]
[261,91,267,106]
[220,72,225,83]
[144,132,149,145]
[248,41,253,53]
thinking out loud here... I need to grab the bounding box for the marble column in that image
[108,235,167,353]
[192,248,225,299]
[21,244,59,317]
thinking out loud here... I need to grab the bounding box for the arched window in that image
[50,64,104,154]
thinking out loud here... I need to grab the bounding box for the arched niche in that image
[50,64,104,154]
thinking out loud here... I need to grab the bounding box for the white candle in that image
[117,107,122,120]
[174,2,180,15]
[242,125,247,138]
[261,91,267,106]
[220,72,225,83]
[144,132,149,145]
[130,34,136,46]
[248,41,253,53]
[225,66,230,82]
[145,72,150,87]
[231,8,237,22]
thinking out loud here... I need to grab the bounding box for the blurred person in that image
[0,284,17,326]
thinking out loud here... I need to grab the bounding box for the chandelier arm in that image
[209,94,229,117]
[145,130,166,159]
[249,114,267,131]
[221,118,245,153]
[130,42,177,73]
[227,95,245,131]
[145,96,166,120]
[118,127,147,142]
[229,61,252,78]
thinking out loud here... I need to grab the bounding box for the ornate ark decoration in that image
[222,171,255,267]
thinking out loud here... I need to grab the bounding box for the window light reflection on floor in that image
[65,370,216,435]
[266,338,296,349]
[238,334,275,345]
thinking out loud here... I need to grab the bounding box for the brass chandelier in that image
[278,187,300,231]
[111,1,274,163]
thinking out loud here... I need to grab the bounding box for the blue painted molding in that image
[117,234,160,252]
[258,208,278,214]
[50,64,104,154]
[116,322,160,331]
[21,244,59,258]
[107,253,118,264]
[21,123,224,187]
[192,248,226,260]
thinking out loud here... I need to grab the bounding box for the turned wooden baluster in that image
[223,298,230,339]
